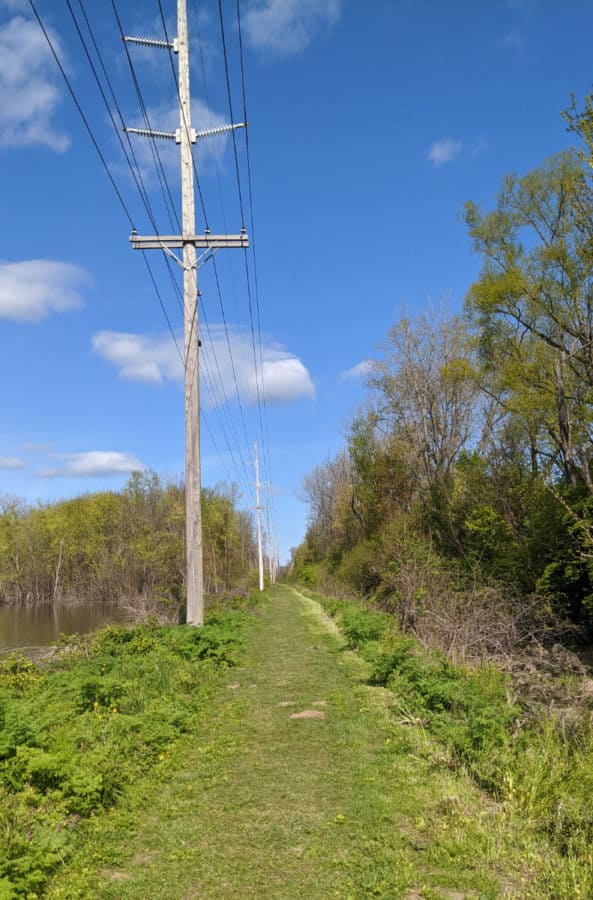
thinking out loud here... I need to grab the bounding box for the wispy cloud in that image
[244,0,342,56]
[21,442,54,453]
[428,138,463,167]
[0,13,69,151]
[497,0,537,58]
[0,260,89,321]
[0,455,25,469]
[38,451,145,479]
[499,28,525,55]
[339,360,372,382]
[93,327,316,405]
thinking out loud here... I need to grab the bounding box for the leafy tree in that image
[465,151,593,489]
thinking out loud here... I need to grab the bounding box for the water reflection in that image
[0,601,128,651]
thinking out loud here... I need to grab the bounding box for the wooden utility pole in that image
[122,0,248,625]
[265,502,273,585]
[177,0,201,625]
[254,441,264,592]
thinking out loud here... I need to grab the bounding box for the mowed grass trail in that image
[50,586,539,899]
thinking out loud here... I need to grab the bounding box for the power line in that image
[155,0,256,498]
[27,0,135,229]
[236,0,279,551]
[110,0,181,234]
[30,0,247,501]
[155,0,210,229]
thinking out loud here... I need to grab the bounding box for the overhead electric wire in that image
[108,0,253,497]
[155,0,210,230]
[31,0,249,498]
[216,0,266,448]
[235,0,279,550]
[110,0,181,235]
[193,5,254,400]
[74,0,192,340]
[67,0,185,357]
[216,0,246,229]
[27,0,134,229]
[155,0,256,498]
[29,0,182,363]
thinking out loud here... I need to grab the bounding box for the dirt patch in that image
[312,700,328,707]
[278,700,296,707]
[133,850,157,866]
[100,869,128,881]
[290,709,326,720]
[227,683,240,690]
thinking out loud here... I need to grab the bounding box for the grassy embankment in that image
[0,598,253,898]
[2,585,591,897]
[298,584,593,897]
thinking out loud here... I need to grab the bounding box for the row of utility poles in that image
[123,0,275,625]
[254,441,279,591]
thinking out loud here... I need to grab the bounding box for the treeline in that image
[295,97,593,653]
[0,471,256,611]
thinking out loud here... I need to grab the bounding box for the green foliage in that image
[335,539,381,595]
[0,603,251,896]
[336,604,390,648]
[0,472,256,609]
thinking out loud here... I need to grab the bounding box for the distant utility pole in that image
[254,441,264,592]
[265,496,277,586]
[123,0,247,626]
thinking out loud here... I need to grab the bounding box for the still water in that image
[0,601,128,651]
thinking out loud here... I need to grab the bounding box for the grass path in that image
[51,586,536,899]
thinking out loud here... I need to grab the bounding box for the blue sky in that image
[0,0,592,562]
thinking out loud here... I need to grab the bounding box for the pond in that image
[0,601,129,652]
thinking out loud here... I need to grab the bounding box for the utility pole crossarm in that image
[129,233,249,250]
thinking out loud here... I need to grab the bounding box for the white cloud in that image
[0,14,69,151]
[93,327,315,405]
[244,0,342,56]
[339,359,372,382]
[0,455,25,469]
[92,332,181,384]
[39,451,145,479]
[428,138,463,167]
[0,260,88,321]
[259,355,315,404]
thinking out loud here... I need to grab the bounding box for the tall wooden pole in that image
[122,4,249,625]
[178,0,203,625]
[255,441,264,592]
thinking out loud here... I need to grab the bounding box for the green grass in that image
[300,586,593,897]
[43,586,550,898]
[5,586,591,897]
[0,601,252,898]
